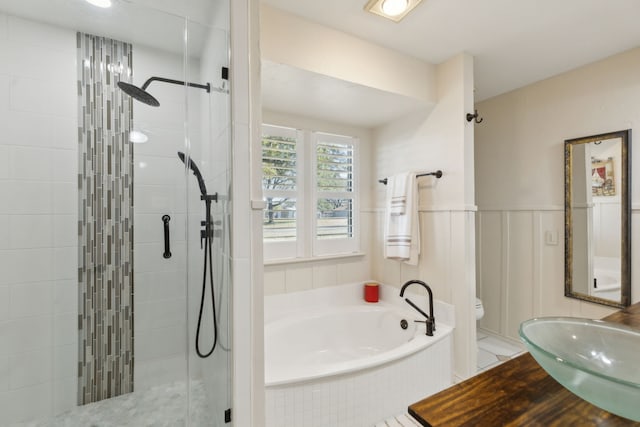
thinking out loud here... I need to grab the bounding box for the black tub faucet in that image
[399,280,435,336]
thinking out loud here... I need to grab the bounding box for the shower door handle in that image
[162,215,172,259]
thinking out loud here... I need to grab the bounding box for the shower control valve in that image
[201,193,218,203]
[200,220,214,249]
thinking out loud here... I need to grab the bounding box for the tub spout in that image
[399,280,435,336]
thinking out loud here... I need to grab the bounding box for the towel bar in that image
[378,170,443,185]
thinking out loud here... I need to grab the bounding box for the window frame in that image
[261,124,304,260]
[261,124,360,262]
[311,131,359,256]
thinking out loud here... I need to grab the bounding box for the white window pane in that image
[264,198,297,242]
[316,198,352,240]
[316,140,353,193]
[262,136,297,192]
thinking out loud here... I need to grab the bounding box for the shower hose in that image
[195,198,218,358]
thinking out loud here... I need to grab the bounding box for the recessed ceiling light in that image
[364,0,423,22]
[381,0,408,16]
[85,0,112,8]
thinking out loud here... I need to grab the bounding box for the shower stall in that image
[0,0,232,425]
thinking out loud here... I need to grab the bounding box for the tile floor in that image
[374,413,423,427]
[11,381,212,427]
[476,328,526,373]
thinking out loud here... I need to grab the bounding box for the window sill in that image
[264,252,366,266]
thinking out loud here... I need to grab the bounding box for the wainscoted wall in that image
[476,207,616,342]
[475,47,640,343]
[477,207,640,341]
[370,207,477,381]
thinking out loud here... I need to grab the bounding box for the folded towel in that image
[384,172,420,265]
[389,172,410,215]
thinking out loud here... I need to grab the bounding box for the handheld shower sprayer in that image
[177,151,208,197]
[175,152,219,359]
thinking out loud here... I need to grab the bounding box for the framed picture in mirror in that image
[591,157,615,196]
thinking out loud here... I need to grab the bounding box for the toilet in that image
[475,298,484,320]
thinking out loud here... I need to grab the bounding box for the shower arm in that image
[141,76,210,93]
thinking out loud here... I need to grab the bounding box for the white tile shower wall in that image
[0,14,199,422]
[0,13,78,424]
[265,336,452,427]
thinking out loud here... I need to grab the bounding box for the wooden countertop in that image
[408,303,640,426]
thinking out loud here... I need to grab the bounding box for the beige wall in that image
[475,47,640,341]
[260,5,436,103]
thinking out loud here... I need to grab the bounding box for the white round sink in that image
[519,317,640,421]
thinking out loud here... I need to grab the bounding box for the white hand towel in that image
[384,172,420,265]
[389,172,410,215]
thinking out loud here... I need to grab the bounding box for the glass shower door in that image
[0,0,232,425]
[183,15,233,427]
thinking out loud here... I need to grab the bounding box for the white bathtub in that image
[264,282,454,427]
[592,256,621,300]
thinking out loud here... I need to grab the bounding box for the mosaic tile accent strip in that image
[77,32,135,405]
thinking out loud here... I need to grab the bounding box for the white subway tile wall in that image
[0,14,77,424]
[0,12,206,423]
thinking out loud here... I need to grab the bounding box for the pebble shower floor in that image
[9,381,212,427]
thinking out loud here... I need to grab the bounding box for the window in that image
[262,124,359,261]
[313,132,357,255]
[262,125,301,259]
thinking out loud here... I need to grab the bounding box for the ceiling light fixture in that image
[364,0,423,22]
[85,0,112,8]
[381,0,408,16]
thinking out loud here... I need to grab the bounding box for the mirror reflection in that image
[565,129,631,307]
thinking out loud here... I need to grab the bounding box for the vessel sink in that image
[519,317,640,421]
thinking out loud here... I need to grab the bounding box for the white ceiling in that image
[261,0,640,102]
[262,60,433,128]
[0,0,220,55]
[3,0,639,128]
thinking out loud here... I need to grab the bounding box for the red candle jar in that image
[364,282,379,303]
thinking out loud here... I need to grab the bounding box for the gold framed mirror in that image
[564,129,631,308]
